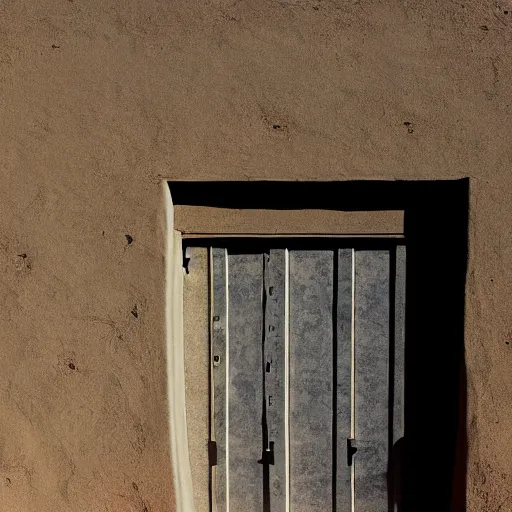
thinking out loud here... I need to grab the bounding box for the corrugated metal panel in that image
[210,245,405,512]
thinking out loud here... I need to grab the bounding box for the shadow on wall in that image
[171,179,469,512]
[402,180,469,512]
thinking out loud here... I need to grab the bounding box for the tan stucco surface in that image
[183,247,209,512]
[175,206,403,235]
[1,0,512,510]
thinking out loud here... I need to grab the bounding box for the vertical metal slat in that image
[393,246,406,444]
[392,245,406,511]
[289,250,333,512]
[337,249,353,512]
[212,248,227,512]
[265,250,287,512]
[228,253,263,511]
[354,250,390,512]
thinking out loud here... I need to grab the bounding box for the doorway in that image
[175,179,469,512]
[186,239,405,512]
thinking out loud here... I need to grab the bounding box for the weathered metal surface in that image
[337,249,354,511]
[392,246,406,512]
[264,250,287,512]
[207,244,405,512]
[354,250,390,512]
[228,253,264,511]
[212,248,227,512]
[289,250,334,512]
[394,246,406,446]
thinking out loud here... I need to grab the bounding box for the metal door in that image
[206,244,405,512]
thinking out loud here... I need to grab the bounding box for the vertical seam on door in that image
[350,248,356,512]
[225,249,230,512]
[284,249,290,512]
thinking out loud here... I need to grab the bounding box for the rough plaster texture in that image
[1,0,512,510]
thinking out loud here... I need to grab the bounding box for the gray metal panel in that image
[212,248,227,512]
[265,250,286,512]
[393,246,406,445]
[337,249,353,512]
[392,246,406,512]
[228,253,263,511]
[354,250,390,512]
[289,250,333,512]
[207,244,406,512]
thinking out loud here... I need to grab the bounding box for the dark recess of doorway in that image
[169,180,469,512]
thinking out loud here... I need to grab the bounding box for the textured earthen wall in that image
[1,0,512,510]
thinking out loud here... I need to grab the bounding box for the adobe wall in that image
[1,1,511,510]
